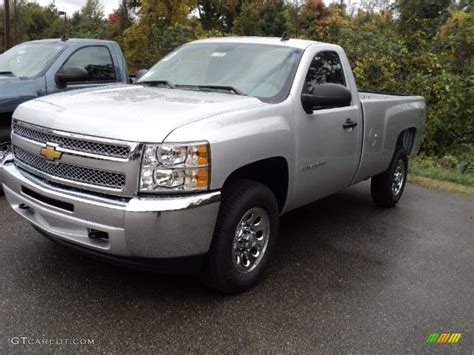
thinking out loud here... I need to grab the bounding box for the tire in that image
[202,179,279,294]
[371,146,408,208]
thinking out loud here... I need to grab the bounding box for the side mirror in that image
[55,67,89,86]
[135,69,148,82]
[301,83,352,114]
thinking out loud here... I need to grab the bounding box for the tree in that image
[453,0,472,12]
[69,0,109,39]
[357,0,392,13]
[139,0,194,29]
[298,0,332,41]
[109,0,132,41]
[435,10,474,75]
[284,1,304,38]
[233,0,288,37]
[157,23,193,54]
[3,1,65,44]
[196,0,243,32]
[396,0,451,44]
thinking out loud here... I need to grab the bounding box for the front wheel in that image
[371,146,408,208]
[202,180,279,293]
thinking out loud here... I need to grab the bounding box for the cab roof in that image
[192,36,325,50]
[23,38,115,46]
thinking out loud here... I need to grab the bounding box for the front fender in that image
[164,102,296,191]
[0,96,37,114]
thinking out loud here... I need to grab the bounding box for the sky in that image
[36,0,121,16]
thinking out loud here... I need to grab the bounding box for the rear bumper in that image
[2,162,221,259]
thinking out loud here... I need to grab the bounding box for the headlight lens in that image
[158,145,187,166]
[140,142,210,192]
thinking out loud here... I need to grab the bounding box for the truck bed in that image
[359,91,412,101]
[354,92,425,183]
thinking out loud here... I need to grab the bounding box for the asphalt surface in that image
[0,181,472,353]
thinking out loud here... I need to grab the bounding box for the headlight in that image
[140,142,210,192]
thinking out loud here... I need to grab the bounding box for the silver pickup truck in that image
[1,37,425,293]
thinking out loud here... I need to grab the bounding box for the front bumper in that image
[0,144,13,191]
[2,162,221,258]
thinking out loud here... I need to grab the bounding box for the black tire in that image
[202,179,279,294]
[371,146,408,208]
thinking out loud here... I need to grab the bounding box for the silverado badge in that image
[40,144,63,162]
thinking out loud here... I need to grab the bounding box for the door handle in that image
[343,119,358,130]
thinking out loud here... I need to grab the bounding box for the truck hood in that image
[13,84,266,142]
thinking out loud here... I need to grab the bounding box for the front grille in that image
[14,147,126,189]
[13,122,131,159]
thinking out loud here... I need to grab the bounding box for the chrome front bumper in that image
[0,145,13,192]
[2,162,221,258]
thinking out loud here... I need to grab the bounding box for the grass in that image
[408,155,474,196]
[408,175,474,196]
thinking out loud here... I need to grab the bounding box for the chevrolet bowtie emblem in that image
[40,144,63,161]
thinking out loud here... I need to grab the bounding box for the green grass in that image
[408,175,474,196]
[409,155,474,187]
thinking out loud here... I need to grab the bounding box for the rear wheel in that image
[202,180,279,293]
[371,146,408,208]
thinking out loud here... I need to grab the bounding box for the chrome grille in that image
[14,147,126,189]
[13,122,131,159]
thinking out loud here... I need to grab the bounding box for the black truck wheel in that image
[202,180,279,294]
[371,146,408,208]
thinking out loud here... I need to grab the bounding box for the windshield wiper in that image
[176,84,246,96]
[138,80,176,89]
[0,71,15,76]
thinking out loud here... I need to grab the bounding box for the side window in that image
[62,46,116,83]
[304,51,345,94]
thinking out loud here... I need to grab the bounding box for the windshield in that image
[138,42,303,102]
[0,42,65,78]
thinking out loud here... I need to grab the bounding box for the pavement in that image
[0,181,472,353]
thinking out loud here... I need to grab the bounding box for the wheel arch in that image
[222,157,289,212]
[396,127,417,157]
[0,112,13,143]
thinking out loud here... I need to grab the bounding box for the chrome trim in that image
[232,207,270,273]
[3,162,221,258]
[15,158,125,193]
[0,144,13,190]
[392,159,405,196]
[11,120,144,197]
[126,191,221,212]
[12,132,130,163]
[13,134,134,172]
[10,166,128,210]
[13,120,138,160]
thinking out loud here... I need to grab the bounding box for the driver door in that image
[292,50,363,207]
